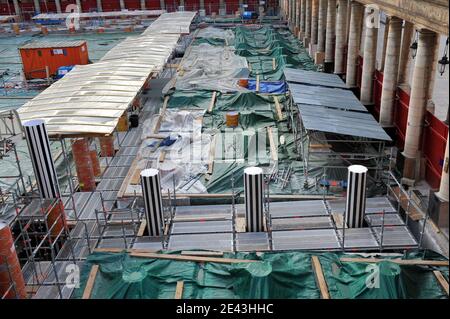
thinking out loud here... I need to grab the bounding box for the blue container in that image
[56,65,74,79]
[242,11,256,20]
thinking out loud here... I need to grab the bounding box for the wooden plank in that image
[137,219,147,237]
[332,213,347,229]
[433,270,449,295]
[340,257,449,266]
[207,134,217,175]
[181,251,224,257]
[153,95,170,133]
[207,91,217,113]
[174,281,184,299]
[159,150,166,163]
[82,265,99,299]
[311,256,330,299]
[130,252,259,264]
[273,95,283,121]
[267,127,278,161]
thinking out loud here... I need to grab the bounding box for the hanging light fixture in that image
[410,31,418,59]
[438,38,449,76]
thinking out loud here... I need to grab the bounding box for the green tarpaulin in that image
[73,250,448,299]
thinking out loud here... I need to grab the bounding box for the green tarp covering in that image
[73,250,448,299]
[233,26,317,80]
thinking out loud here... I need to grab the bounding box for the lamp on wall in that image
[438,38,449,76]
[410,30,418,59]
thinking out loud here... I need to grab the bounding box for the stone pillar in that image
[72,138,96,192]
[324,0,336,73]
[402,29,438,179]
[346,1,364,88]
[97,0,103,12]
[12,0,21,18]
[304,0,311,44]
[141,0,146,10]
[379,16,390,72]
[397,23,413,85]
[33,0,41,13]
[120,0,126,10]
[311,0,319,45]
[379,17,403,127]
[300,0,306,37]
[360,6,379,105]
[200,0,205,10]
[334,0,348,75]
[436,134,449,202]
[55,0,62,13]
[160,0,165,10]
[317,0,327,53]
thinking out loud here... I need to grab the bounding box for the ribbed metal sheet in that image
[284,68,348,89]
[336,228,379,249]
[33,284,74,299]
[327,197,397,215]
[96,178,124,191]
[116,146,139,157]
[17,13,191,136]
[32,10,164,20]
[174,205,232,220]
[269,200,328,218]
[271,216,333,230]
[168,233,233,251]
[272,229,341,250]
[109,156,135,167]
[102,166,130,178]
[236,232,270,251]
[19,41,86,49]
[299,104,392,141]
[290,83,368,112]
[56,238,97,260]
[132,237,164,250]
[365,213,405,227]
[171,220,233,234]
[372,226,418,248]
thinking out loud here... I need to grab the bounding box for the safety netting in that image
[73,249,449,299]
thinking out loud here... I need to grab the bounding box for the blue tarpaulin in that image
[247,80,287,93]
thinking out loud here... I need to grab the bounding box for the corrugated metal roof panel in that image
[19,41,86,49]
[289,83,368,112]
[284,68,348,89]
[298,104,392,141]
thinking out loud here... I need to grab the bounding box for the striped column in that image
[244,167,264,232]
[23,120,60,199]
[0,222,27,299]
[324,0,336,73]
[141,169,164,237]
[345,165,368,228]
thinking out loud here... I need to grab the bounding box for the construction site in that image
[0,0,448,300]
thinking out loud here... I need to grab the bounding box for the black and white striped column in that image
[345,165,368,228]
[23,120,60,199]
[244,167,264,232]
[140,168,164,237]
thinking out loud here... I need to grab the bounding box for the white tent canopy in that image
[17,12,197,136]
